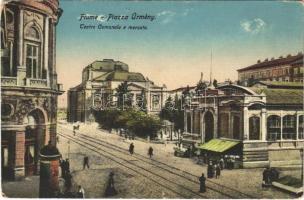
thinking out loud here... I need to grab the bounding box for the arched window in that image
[267,115,280,140]
[24,24,42,79]
[233,115,240,139]
[219,113,229,138]
[249,116,260,140]
[299,115,304,139]
[283,115,296,140]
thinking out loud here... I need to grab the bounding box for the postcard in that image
[1,0,303,198]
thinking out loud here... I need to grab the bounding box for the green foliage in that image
[93,108,161,138]
[196,81,207,94]
[116,81,132,109]
[213,79,218,88]
[159,95,184,132]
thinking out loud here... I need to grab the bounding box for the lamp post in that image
[300,148,303,183]
[67,140,70,159]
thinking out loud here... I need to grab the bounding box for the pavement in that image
[1,121,301,198]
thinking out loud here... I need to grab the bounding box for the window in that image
[1,41,15,76]
[152,95,160,110]
[282,115,296,139]
[24,24,42,79]
[26,44,41,78]
[267,115,280,140]
[249,116,260,140]
[299,115,304,139]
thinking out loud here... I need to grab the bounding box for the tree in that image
[159,95,184,132]
[213,79,218,88]
[159,96,175,121]
[195,81,207,94]
[116,81,132,109]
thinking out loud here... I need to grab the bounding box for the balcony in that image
[28,78,47,88]
[1,76,17,86]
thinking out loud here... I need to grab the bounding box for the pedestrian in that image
[64,172,72,191]
[262,167,271,187]
[215,164,221,178]
[83,155,89,169]
[207,161,213,178]
[213,164,217,178]
[60,159,66,178]
[129,143,134,155]
[77,185,85,198]
[148,146,153,158]
[65,158,70,173]
[199,173,206,193]
[219,157,224,170]
[104,172,117,197]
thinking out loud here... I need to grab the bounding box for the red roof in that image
[237,54,303,72]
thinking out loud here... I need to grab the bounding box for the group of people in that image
[59,158,72,191]
[262,167,279,187]
[207,161,222,179]
[129,143,154,158]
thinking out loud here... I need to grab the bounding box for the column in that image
[17,9,24,67]
[201,112,206,143]
[17,9,26,86]
[243,106,249,140]
[190,111,193,133]
[14,131,25,180]
[184,110,187,132]
[261,108,267,141]
[280,111,283,140]
[44,16,49,86]
[296,112,299,140]
[201,111,205,143]
[214,108,218,138]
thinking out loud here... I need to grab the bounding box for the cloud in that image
[157,10,176,24]
[240,18,266,34]
[182,8,193,16]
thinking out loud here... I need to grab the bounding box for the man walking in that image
[83,156,89,170]
[215,164,221,179]
[148,146,153,158]
[65,158,70,173]
[129,143,134,155]
[199,173,206,193]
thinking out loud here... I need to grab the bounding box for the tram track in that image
[58,125,255,198]
[58,131,207,198]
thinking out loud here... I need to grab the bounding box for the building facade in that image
[183,82,304,168]
[1,0,63,180]
[238,53,303,86]
[67,59,168,122]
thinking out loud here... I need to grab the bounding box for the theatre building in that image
[1,0,63,180]
[183,82,303,168]
[67,59,167,122]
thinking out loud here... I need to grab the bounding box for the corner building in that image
[1,0,63,180]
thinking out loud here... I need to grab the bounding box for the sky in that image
[56,0,304,107]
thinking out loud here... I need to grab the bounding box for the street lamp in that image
[68,140,70,159]
[300,148,303,183]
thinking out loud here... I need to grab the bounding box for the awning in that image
[198,139,240,153]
